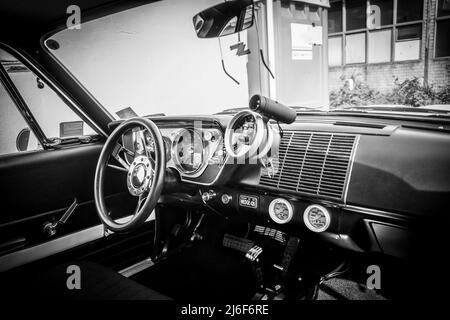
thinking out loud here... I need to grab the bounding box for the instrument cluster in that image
[125,126,225,180]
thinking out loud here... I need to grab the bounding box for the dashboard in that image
[109,113,450,260]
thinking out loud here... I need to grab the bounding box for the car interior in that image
[0,0,449,301]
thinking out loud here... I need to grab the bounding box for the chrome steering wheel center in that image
[127,156,152,196]
[131,164,146,188]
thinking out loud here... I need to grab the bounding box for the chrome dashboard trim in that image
[179,153,230,186]
[343,134,361,204]
[171,128,209,178]
[343,205,413,222]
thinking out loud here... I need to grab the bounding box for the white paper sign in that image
[292,50,313,60]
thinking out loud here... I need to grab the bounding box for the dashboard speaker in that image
[303,205,331,233]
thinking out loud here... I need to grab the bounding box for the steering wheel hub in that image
[127,156,152,196]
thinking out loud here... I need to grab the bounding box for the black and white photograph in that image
[0,0,449,310]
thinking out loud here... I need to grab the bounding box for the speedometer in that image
[172,129,207,175]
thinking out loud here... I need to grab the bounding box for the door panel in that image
[0,143,133,256]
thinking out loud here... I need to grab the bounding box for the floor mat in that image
[131,242,258,300]
[317,278,386,300]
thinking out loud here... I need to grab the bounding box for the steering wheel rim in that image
[94,117,165,233]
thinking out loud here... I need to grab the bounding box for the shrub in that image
[330,76,450,108]
[329,73,382,109]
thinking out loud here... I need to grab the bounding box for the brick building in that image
[327,0,450,93]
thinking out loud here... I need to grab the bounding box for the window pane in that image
[346,32,366,63]
[396,24,422,41]
[368,29,391,63]
[328,1,343,33]
[369,0,393,27]
[395,24,421,61]
[436,19,450,57]
[437,0,450,17]
[395,40,420,61]
[397,0,423,23]
[329,36,343,66]
[346,0,366,31]
[0,78,41,155]
[0,49,96,140]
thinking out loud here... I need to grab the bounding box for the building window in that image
[369,29,392,63]
[395,24,422,61]
[346,33,366,63]
[328,0,343,33]
[370,0,393,26]
[397,0,423,23]
[328,0,424,66]
[329,36,343,66]
[346,0,366,30]
[436,0,450,57]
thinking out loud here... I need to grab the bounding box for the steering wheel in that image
[94,117,165,233]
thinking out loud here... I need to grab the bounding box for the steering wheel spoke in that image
[134,194,147,215]
[111,143,131,171]
[94,118,166,233]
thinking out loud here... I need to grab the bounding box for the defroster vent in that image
[260,131,358,200]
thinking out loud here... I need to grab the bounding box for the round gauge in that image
[143,130,155,152]
[268,198,293,224]
[303,205,331,233]
[172,129,207,174]
[230,115,257,154]
[225,110,266,160]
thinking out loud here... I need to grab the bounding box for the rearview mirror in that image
[193,0,254,38]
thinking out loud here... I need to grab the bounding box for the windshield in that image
[46,0,250,119]
[45,0,450,119]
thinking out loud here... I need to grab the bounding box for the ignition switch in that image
[221,194,232,204]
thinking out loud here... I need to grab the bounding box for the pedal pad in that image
[246,245,263,262]
[223,234,255,253]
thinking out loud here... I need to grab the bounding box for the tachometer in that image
[172,129,207,175]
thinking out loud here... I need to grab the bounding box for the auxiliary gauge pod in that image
[224,95,295,167]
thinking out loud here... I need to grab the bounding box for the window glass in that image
[396,24,422,41]
[328,1,343,33]
[397,0,423,23]
[346,33,366,63]
[0,49,96,141]
[329,36,343,66]
[436,19,450,57]
[437,0,450,17]
[395,40,420,61]
[0,78,41,155]
[368,29,391,63]
[346,0,366,30]
[369,0,393,27]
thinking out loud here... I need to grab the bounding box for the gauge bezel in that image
[303,204,331,233]
[224,110,266,160]
[171,128,208,176]
[268,198,294,224]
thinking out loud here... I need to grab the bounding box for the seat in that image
[7,261,170,300]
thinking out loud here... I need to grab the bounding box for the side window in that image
[0,80,41,155]
[0,48,97,147]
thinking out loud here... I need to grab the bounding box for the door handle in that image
[43,198,78,237]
